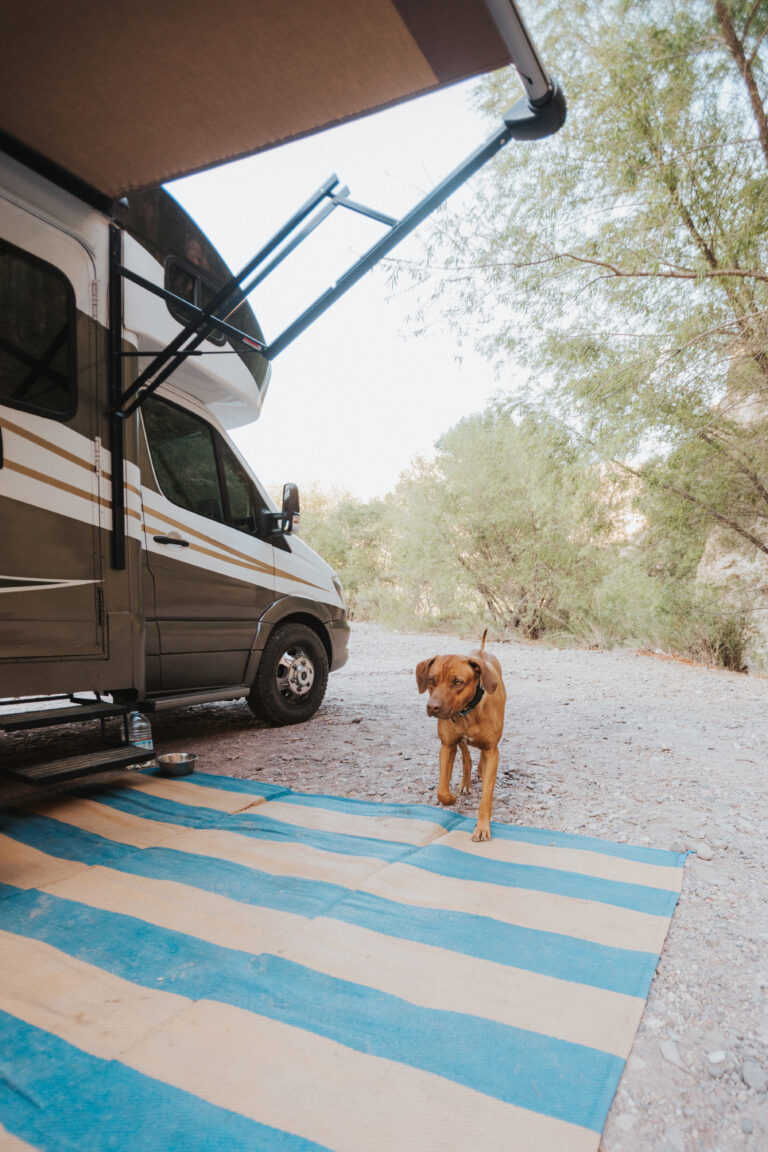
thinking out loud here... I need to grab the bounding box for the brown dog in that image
[416,630,506,842]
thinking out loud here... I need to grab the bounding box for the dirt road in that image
[4,621,768,1149]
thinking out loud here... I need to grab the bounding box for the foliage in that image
[385,405,617,636]
[410,0,768,572]
[305,406,639,640]
[303,2,768,669]
[299,485,393,619]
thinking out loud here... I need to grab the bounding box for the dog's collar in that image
[451,683,485,722]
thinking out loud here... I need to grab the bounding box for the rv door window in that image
[218,438,259,533]
[0,239,76,420]
[143,395,264,533]
[143,396,224,521]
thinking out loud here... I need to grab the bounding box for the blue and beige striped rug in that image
[0,772,685,1151]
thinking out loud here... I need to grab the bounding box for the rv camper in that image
[0,0,565,782]
[0,167,348,730]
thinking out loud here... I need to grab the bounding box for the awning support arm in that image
[264,84,566,360]
[107,81,564,569]
[116,174,340,416]
[118,266,267,349]
[113,82,565,417]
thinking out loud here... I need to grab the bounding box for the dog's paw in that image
[458,781,472,795]
[471,824,492,842]
[437,791,457,807]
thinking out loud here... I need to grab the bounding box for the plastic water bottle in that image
[126,711,154,751]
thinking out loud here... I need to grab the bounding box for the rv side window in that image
[142,395,263,532]
[0,239,76,420]
[165,258,226,346]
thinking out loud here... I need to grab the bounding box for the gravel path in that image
[3,621,768,1150]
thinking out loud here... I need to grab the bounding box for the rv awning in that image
[0,0,515,204]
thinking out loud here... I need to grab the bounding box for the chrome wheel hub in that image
[276,646,315,701]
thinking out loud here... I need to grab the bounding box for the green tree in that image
[386,404,620,638]
[299,485,393,618]
[416,0,768,570]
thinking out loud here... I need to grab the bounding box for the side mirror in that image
[282,482,300,535]
[259,482,300,538]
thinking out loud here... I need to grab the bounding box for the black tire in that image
[249,621,329,726]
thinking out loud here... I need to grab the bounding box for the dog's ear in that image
[415,657,437,694]
[468,656,499,694]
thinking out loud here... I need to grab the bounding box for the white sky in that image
[168,78,521,500]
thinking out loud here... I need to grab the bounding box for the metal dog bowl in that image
[156,752,197,777]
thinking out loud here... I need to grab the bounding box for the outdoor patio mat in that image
[0,771,685,1151]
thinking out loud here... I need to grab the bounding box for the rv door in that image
[0,201,105,662]
[139,393,275,691]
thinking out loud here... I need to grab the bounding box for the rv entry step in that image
[0,695,153,787]
[4,745,156,785]
[0,699,127,733]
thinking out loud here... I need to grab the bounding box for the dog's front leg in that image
[472,747,499,841]
[458,740,473,794]
[437,744,458,806]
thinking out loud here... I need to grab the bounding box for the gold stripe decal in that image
[143,501,272,569]
[143,503,326,591]
[5,458,102,506]
[144,519,272,578]
[3,460,141,520]
[0,416,96,473]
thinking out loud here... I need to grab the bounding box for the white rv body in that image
[0,151,348,728]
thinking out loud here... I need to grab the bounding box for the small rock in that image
[647,821,680,845]
[697,843,714,861]
[742,1116,754,1134]
[741,1060,768,1093]
[670,838,687,854]
[707,1050,727,1064]
[616,1113,635,1132]
[660,1039,686,1070]
[666,1126,686,1152]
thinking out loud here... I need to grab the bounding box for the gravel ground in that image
[3,620,768,1150]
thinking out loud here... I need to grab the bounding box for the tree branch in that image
[700,429,768,509]
[747,25,768,67]
[562,421,768,558]
[554,253,768,283]
[742,0,764,40]
[418,249,768,285]
[621,456,768,557]
[716,0,768,168]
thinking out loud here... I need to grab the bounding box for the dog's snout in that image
[426,699,442,717]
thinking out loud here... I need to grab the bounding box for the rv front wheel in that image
[249,622,329,726]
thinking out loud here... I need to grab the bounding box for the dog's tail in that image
[480,628,488,651]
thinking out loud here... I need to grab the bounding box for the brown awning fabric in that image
[0,0,511,201]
